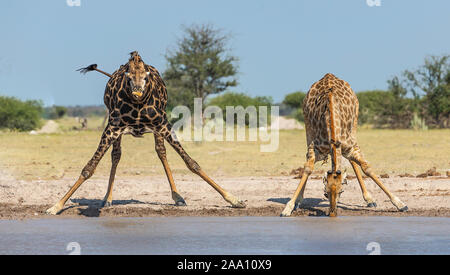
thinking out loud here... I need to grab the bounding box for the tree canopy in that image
[402,55,450,127]
[164,24,239,111]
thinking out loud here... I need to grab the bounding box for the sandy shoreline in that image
[1,174,449,219]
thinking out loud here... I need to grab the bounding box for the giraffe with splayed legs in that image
[46,51,246,215]
[281,73,408,217]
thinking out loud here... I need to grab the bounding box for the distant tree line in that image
[283,55,450,129]
[207,92,273,126]
[64,105,106,117]
[43,105,67,119]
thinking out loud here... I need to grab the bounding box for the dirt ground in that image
[1,171,448,219]
[1,129,448,219]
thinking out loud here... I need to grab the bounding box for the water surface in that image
[0,216,448,254]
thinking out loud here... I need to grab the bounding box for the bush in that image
[282,91,306,122]
[283,91,306,109]
[207,92,273,126]
[356,90,394,125]
[356,90,415,128]
[0,96,43,131]
[43,105,67,119]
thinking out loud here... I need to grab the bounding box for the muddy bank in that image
[1,203,449,220]
[0,175,449,219]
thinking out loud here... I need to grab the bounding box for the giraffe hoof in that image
[280,210,292,217]
[175,199,187,206]
[172,192,187,206]
[101,201,112,208]
[231,200,246,208]
[45,205,62,215]
[399,206,409,212]
[280,200,295,217]
[367,202,377,208]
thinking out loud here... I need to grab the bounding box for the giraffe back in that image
[303,73,359,160]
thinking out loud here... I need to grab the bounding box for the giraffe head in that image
[323,169,347,217]
[124,51,150,100]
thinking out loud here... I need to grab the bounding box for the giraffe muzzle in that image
[132,91,143,98]
[131,87,144,98]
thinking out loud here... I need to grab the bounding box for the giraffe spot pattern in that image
[303,73,359,162]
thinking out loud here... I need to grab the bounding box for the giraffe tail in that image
[328,89,336,144]
[77,64,112,78]
[77,64,98,74]
[327,88,341,169]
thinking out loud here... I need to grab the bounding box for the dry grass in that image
[0,124,449,181]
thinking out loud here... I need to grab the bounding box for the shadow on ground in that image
[267,197,330,216]
[266,197,383,217]
[267,197,325,207]
[55,198,173,217]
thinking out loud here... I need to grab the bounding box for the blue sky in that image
[0,0,449,106]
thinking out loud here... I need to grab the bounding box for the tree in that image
[164,24,239,111]
[403,55,450,127]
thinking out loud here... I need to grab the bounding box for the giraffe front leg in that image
[46,127,116,215]
[281,145,315,217]
[154,134,186,206]
[349,146,408,212]
[102,136,122,208]
[161,126,245,208]
[349,160,377,208]
[45,175,87,215]
[294,184,307,210]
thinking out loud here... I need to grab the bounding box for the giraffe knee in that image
[81,165,95,179]
[184,157,201,173]
[188,161,201,174]
[360,162,373,176]
[304,166,313,175]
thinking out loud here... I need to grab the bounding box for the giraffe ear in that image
[146,71,150,76]
[125,72,130,77]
